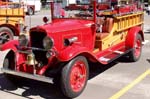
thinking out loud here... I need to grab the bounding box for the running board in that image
[113,50,124,54]
[98,48,132,64]
[1,68,53,84]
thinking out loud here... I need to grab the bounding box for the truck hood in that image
[31,19,94,33]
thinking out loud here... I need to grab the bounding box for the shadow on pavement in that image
[0,57,132,99]
[88,62,117,79]
[147,59,150,63]
[20,79,68,99]
[0,74,17,91]
[0,74,69,99]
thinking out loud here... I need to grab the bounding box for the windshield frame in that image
[50,0,96,22]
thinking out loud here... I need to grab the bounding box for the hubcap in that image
[0,31,12,44]
[134,39,141,58]
[70,61,87,92]
[29,8,33,15]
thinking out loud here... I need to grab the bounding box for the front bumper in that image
[1,68,53,84]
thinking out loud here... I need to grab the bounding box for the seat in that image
[95,18,113,49]
[96,18,113,40]
[96,33,109,39]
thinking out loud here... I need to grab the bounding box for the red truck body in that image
[0,0,144,98]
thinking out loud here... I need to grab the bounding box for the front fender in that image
[1,40,19,51]
[58,44,91,61]
[0,49,11,68]
[126,26,144,48]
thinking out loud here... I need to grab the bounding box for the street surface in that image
[0,10,150,99]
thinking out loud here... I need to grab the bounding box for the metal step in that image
[1,68,53,84]
[114,50,124,54]
[99,57,110,62]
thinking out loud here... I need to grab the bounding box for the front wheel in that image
[3,51,20,84]
[128,34,142,62]
[0,27,14,44]
[61,56,89,98]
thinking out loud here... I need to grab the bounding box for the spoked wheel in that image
[128,34,142,62]
[0,27,14,44]
[27,7,34,15]
[61,56,89,98]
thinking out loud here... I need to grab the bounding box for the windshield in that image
[52,1,93,20]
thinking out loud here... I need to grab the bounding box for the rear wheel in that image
[27,7,34,15]
[128,34,142,62]
[0,27,14,44]
[61,56,89,98]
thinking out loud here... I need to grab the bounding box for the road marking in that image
[109,69,150,99]
[142,40,149,45]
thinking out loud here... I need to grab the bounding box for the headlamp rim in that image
[43,36,54,50]
[18,34,29,47]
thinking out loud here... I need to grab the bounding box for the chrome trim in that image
[43,36,54,50]
[18,34,29,47]
[1,68,53,84]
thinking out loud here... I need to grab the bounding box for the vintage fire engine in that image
[0,0,144,98]
[0,1,25,44]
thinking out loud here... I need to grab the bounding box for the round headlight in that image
[18,34,28,47]
[43,37,54,50]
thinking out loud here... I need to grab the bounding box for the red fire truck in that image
[0,0,144,98]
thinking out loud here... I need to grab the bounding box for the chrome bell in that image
[26,53,37,65]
